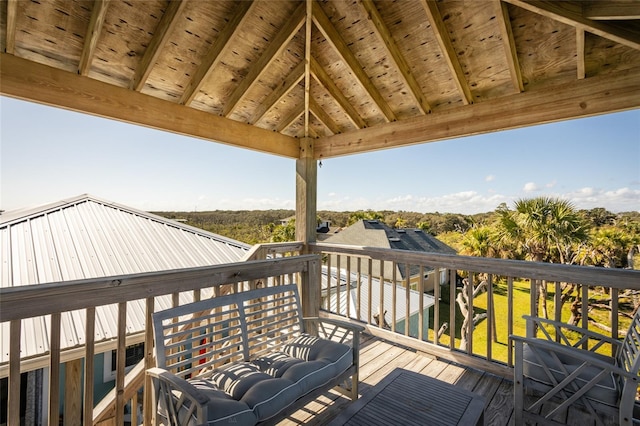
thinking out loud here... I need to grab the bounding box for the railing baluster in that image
[487,274,494,361]
[356,257,362,322]
[419,265,425,342]
[336,255,341,317]
[378,260,385,328]
[449,269,456,350]
[8,319,21,425]
[391,262,397,333]
[85,307,96,426]
[346,256,351,320]
[405,263,410,337]
[49,312,61,426]
[367,258,373,325]
[467,273,474,355]
[115,302,127,425]
[507,276,514,367]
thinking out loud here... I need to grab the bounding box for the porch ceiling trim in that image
[315,66,640,159]
[0,53,301,159]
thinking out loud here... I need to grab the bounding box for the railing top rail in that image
[309,242,640,289]
[0,254,318,322]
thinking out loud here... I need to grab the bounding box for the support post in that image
[296,137,319,317]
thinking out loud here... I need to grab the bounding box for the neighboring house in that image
[322,267,435,339]
[322,220,457,292]
[0,194,250,424]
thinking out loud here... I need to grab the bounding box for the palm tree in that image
[496,197,588,318]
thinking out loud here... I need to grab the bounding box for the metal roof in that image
[0,194,250,369]
[323,266,435,329]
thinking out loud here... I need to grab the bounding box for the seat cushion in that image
[160,378,257,426]
[523,341,619,406]
[209,362,300,422]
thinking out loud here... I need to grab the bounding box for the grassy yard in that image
[426,279,634,364]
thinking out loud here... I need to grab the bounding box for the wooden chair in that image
[512,311,640,426]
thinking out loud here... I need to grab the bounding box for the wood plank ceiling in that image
[1,0,639,160]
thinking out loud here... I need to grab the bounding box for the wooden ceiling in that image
[1,0,639,160]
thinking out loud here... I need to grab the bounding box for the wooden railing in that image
[309,242,640,377]
[0,254,317,426]
[2,241,639,424]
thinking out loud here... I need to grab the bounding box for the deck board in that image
[276,334,605,426]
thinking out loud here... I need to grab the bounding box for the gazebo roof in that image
[1,0,639,160]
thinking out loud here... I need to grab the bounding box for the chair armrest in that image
[303,317,365,333]
[146,367,210,406]
[523,315,622,352]
[511,335,636,381]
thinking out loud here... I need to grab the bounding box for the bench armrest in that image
[522,315,622,353]
[147,367,209,407]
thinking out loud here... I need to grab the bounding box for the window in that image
[103,343,145,382]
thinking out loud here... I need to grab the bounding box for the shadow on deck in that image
[278,334,614,426]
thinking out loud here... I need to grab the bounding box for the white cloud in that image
[485,175,495,182]
[523,182,538,192]
[546,180,556,188]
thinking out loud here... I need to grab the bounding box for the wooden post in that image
[296,137,318,318]
[64,359,82,426]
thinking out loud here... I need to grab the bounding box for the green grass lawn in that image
[426,279,632,364]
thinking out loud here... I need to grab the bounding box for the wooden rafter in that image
[420,0,474,105]
[583,1,640,20]
[360,0,431,114]
[315,66,640,158]
[222,2,306,118]
[132,0,187,91]
[304,0,312,138]
[180,1,255,105]
[504,0,640,50]
[312,1,396,122]
[576,29,586,79]
[277,104,304,133]
[494,0,524,93]
[310,56,366,129]
[78,0,110,75]
[79,0,110,76]
[5,0,18,55]
[310,97,339,135]
[0,54,299,158]
[250,61,305,125]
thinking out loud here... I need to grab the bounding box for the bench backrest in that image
[152,284,305,380]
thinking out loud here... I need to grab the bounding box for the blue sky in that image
[1,97,638,215]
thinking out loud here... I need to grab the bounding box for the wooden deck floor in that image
[277,334,514,426]
[276,334,609,426]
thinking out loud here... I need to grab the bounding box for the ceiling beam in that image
[5,0,18,54]
[420,0,474,105]
[504,0,640,50]
[494,0,524,93]
[131,0,187,91]
[310,56,366,129]
[312,1,396,122]
[180,1,255,105]
[222,2,306,118]
[79,0,111,76]
[315,66,640,158]
[0,53,299,158]
[360,0,431,114]
[583,1,640,20]
[276,104,304,133]
[310,97,339,135]
[250,60,305,125]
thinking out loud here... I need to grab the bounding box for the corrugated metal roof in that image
[323,267,435,328]
[0,194,250,367]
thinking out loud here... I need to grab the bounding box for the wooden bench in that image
[147,284,363,425]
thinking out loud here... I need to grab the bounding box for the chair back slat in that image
[618,311,640,375]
